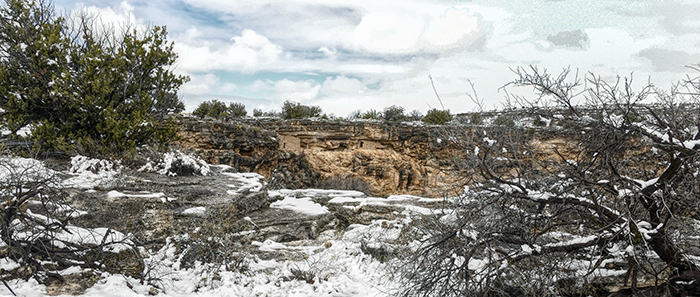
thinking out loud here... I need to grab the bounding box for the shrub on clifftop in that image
[193,100,246,119]
[421,108,452,125]
[281,101,322,119]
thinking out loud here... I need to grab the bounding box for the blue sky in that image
[53,0,700,116]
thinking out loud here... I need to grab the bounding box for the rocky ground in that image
[0,152,661,296]
[3,153,456,296]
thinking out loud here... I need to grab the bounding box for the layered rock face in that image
[174,116,460,197]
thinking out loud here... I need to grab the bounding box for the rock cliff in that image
[173,116,460,197]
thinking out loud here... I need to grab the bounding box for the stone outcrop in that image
[174,116,461,197]
[175,118,279,175]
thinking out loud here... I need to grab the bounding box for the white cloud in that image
[318,47,336,59]
[424,9,480,48]
[248,79,272,92]
[71,1,143,35]
[352,11,424,53]
[320,76,366,95]
[273,79,321,101]
[174,28,283,72]
[180,73,220,95]
[337,64,407,74]
[220,82,238,93]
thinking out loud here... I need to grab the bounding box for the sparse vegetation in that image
[193,100,247,119]
[228,102,247,117]
[382,105,406,122]
[360,109,382,120]
[469,112,483,125]
[0,0,188,155]
[408,110,423,121]
[421,108,452,124]
[281,100,322,119]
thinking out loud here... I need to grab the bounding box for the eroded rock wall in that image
[174,116,460,197]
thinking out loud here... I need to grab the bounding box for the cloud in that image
[248,79,272,92]
[637,49,700,72]
[547,30,589,49]
[220,82,238,93]
[174,28,283,72]
[69,1,144,35]
[65,0,700,117]
[320,76,366,95]
[318,47,336,59]
[351,11,424,53]
[273,79,321,101]
[180,73,220,95]
[424,9,481,48]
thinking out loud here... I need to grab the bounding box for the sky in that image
[52,0,700,116]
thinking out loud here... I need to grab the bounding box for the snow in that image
[402,205,439,215]
[0,156,54,181]
[483,137,497,146]
[270,196,330,216]
[223,172,265,194]
[54,226,132,253]
[138,150,210,176]
[182,206,207,216]
[683,139,700,150]
[528,190,554,201]
[106,190,165,199]
[637,177,659,189]
[0,258,20,272]
[64,155,122,189]
[253,239,289,252]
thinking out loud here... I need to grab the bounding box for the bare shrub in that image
[0,153,141,289]
[395,65,700,296]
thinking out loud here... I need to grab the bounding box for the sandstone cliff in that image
[174,116,460,197]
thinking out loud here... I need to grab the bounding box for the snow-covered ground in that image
[0,154,402,297]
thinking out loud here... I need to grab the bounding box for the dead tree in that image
[0,155,140,290]
[396,66,700,296]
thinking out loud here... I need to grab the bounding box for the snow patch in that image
[64,155,122,189]
[138,151,210,176]
[182,206,207,216]
[224,172,266,194]
[270,196,329,216]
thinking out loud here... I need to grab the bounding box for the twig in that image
[428,75,446,110]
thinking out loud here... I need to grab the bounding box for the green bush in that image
[193,100,246,119]
[0,0,188,155]
[252,109,263,117]
[281,101,322,119]
[193,100,228,119]
[383,105,406,121]
[422,108,452,125]
[408,109,423,121]
[228,102,247,117]
[360,110,382,120]
[470,113,483,125]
